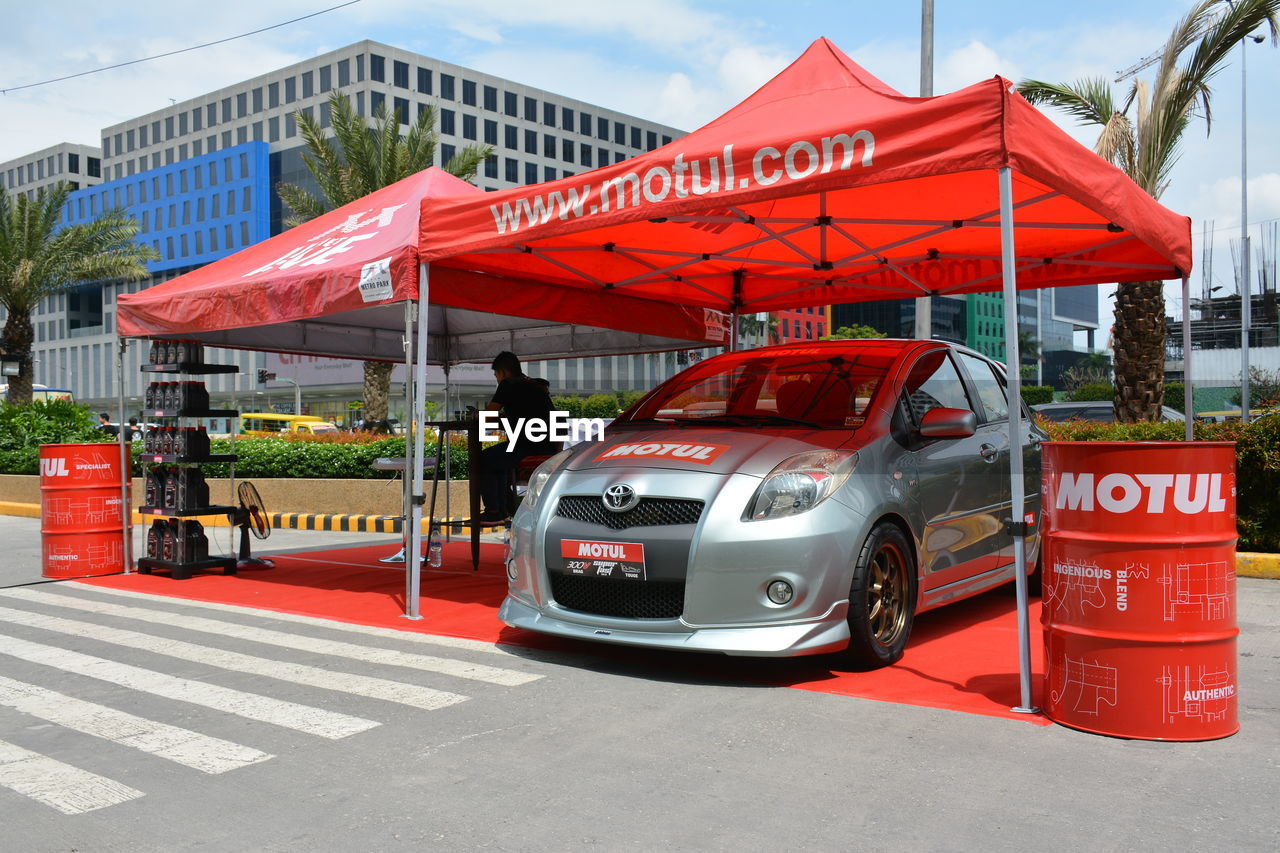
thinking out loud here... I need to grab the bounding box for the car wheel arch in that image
[863,511,919,599]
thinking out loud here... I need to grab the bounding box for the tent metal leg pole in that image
[117,337,134,573]
[404,263,431,620]
[999,166,1038,715]
[442,364,451,541]
[1182,275,1194,440]
[397,299,414,569]
[729,311,738,352]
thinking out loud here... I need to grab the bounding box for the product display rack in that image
[136,359,240,580]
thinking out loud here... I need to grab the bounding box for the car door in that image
[953,351,1017,570]
[900,349,1008,595]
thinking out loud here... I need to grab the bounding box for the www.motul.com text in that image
[489,130,875,235]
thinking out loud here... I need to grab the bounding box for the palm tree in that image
[1018,330,1043,382]
[737,312,780,347]
[277,91,493,422]
[1018,0,1279,421]
[0,184,155,404]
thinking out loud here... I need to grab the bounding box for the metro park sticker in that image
[561,539,646,580]
[593,442,730,464]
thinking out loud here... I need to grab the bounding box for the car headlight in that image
[524,449,573,512]
[746,450,858,521]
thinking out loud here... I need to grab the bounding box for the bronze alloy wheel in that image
[867,541,909,646]
[846,522,916,669]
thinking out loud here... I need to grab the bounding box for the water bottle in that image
[428,526,443,568]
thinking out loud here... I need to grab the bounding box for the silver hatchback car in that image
[500,339,1044,668]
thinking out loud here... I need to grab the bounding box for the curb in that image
[0,501,39,519]
[1237,552,1280,580]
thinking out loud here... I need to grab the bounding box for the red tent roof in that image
[116,168,727,361]
[420,38,1191,313]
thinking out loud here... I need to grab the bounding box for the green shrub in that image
[1069,382,1114,402]
[552,394,622,419]
[0,401,111,475]
[1020,385,1054,406]
[190,435,470,480]
[1041,415,1280,552]
[1164,381,1184,413]
[581,393,621,419]
[552,396,586,418]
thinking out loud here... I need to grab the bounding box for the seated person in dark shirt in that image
[476,351,559,523]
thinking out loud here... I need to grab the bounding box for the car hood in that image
[565,426,856,478]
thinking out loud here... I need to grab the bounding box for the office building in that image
[0,142,103,199]
[831,287,1100,386]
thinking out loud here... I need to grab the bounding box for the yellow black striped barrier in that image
[134,510,501,534]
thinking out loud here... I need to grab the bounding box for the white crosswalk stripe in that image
[0,675,273,774]
[0,634,379,740]
[0,581,548,816]
[0,586,541,686]
[0,738,145,815]
[64,583,512,655]
[0,604,469,712]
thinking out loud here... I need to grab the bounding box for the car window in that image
[627,347,895,428]
[955,352,1009,421]
[901,350,973,426]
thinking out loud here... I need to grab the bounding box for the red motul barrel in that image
[39,443,130,579]
[1041,442,1238,740]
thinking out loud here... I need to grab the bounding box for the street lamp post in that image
[1239,32,1265,422]
[913,0,935,341]
[277,377,302,415]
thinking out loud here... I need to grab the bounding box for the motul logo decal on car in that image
[594,442,729,464]
[561,539,646,580]
[1053,472,1230,514]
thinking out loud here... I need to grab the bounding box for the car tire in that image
[845,522,916,669]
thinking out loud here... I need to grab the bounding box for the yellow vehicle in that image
[240,413,339,436]
[1195,410,1243,423]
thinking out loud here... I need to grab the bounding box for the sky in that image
[1,0,1277,329]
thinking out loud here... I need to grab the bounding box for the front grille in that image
[550,573,685,619]
[556,496,704,530]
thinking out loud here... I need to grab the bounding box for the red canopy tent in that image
[116,166,728,621]
[116,167,728,362]
[414,38,1194,712]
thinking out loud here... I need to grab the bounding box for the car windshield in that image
[622,347,895,429]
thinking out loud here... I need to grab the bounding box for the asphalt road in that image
[0,514,1277,852]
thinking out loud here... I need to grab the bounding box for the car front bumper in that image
[498,595,851,657]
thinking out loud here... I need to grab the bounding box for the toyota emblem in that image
[602,483,639,512]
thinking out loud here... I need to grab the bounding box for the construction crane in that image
[1114,15,1217,81]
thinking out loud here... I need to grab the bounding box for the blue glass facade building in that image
[61,142,271,274]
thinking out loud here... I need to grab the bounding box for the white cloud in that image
[938,39,1020,91]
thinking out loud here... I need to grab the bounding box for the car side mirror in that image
[919,407,977,438]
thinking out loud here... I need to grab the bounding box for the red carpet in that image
[77,541,1048,724]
